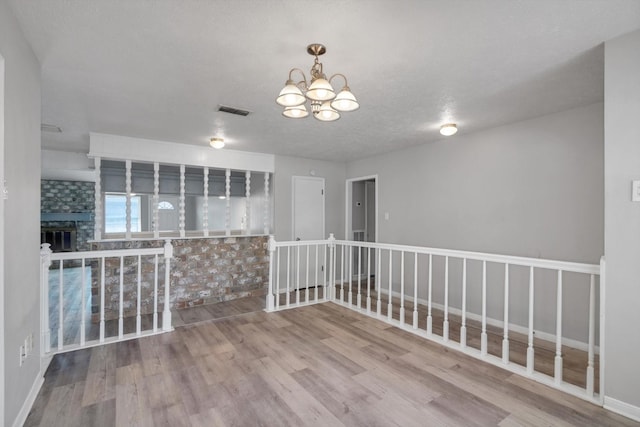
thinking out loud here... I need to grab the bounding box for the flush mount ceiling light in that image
[210,137,225,149]
[276,44,359,122]
[440,123,458,136]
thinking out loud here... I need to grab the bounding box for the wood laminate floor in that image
[26,301,636,427]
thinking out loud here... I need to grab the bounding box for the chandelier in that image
[276,44,359,122]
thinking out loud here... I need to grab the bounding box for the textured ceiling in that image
[9,0,640,162]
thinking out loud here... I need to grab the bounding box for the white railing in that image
[39,240,174,356]
[266,235,604,405]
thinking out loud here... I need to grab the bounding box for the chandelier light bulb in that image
[306,78,336,102]
[314,101,340,122]
[440,123,458,136]
[276,81,306,107]
[282,105,309,118]
[331,87,359,112]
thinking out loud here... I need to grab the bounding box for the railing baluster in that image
[162,240,173,331]
[153,162,159,239]
[136,255,142,335]
[315,244,319,302]
[526,266,535,374]
[443,256,449,342]
[203,167,209,237]
[340,245,345,303]
[357,245,362,309]
[275,247,281,310]
[100,257,105,342]
[413,252,418,329]
[58,260,64,350]
[348,243,353,306]
[225,168,231,236]
[153,254,159,331]
[376,247,382,317]
[263,172,270,235]
[481,260,488,356]
[119,256,124,339]
[586,274,596,397]
[245,170,251,234]
[399,251,405,326]
[305,245,310,304]
[387,249,393,321]
[322,241,336,301]
[94,157,102,240]
[296,246,300,305]
[286,246,291,307]
[125,160,132,239]
[179,165,186,238]
[323,242,327,300]
[502,263,510,364]
[367,247,372,314]
[80,258,86,346]
[460,258,467,348]
[427,254,433,336]
[554,270,564,385]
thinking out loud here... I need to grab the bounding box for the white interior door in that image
[292,176,325,241]
[292,176,325,288]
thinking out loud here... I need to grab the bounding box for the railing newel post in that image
[266,235,276,311]
[328,234,336,301]
[40,244,53,354]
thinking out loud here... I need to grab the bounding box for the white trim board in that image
[89,132,275,173]
[11,374,44,427]
[604,397,640,423]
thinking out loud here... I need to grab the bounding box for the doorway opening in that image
[346,175,378,281]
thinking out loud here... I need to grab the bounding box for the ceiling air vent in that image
[218,105,251,116]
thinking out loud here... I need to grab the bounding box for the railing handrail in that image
[273,239,330,248]
[46,245,168,261]
[280,238,599,275]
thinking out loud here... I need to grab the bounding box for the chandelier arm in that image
[328,73,348,88]
[288,68,308,87]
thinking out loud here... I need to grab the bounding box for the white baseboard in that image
[604,396,640,422]
[12,372,44,427]
[379,289,598,353]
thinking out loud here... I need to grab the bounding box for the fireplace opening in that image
[41,227,77,252]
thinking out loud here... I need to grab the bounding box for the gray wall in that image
[1,1,42,425]
[604,29,640,410]
[347,103,603,262]
[346,103,604,340]
[274,155,346,241]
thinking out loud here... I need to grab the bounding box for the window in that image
[104,194,142,233]
[158,201,174,210]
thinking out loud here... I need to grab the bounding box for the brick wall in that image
[41,179,95,251]
[90,236,269,320]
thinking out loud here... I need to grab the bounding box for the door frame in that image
[0,53,5,422]
[345,175,378,243]
[291,175,325,241]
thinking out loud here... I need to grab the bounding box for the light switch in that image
[633,181,640,202]
[384,212,390,220]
